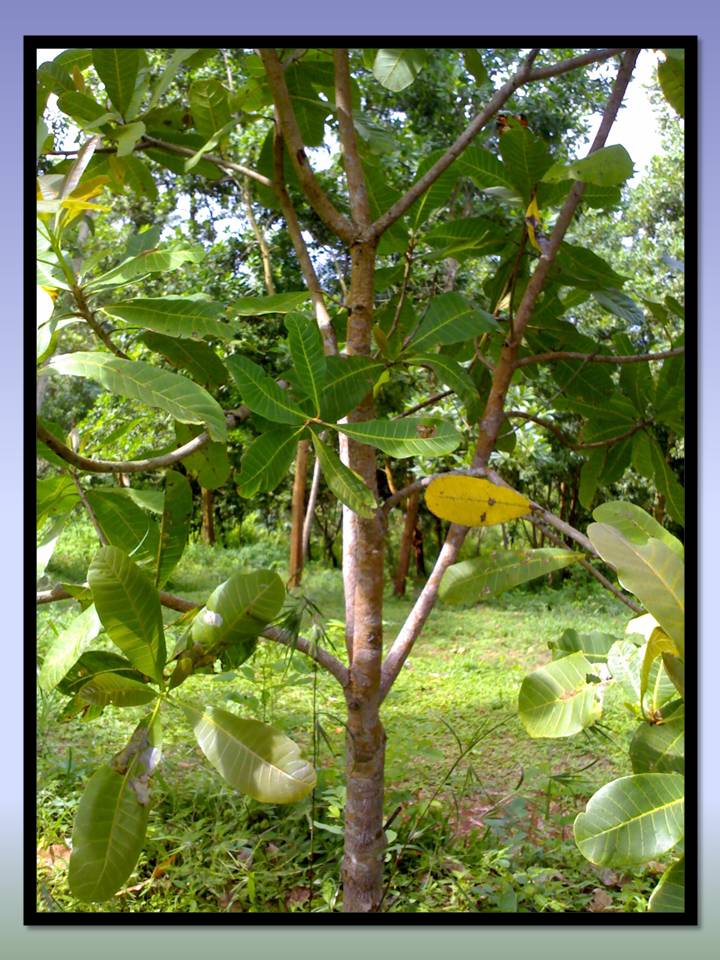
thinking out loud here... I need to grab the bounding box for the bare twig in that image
[241,178,275,295]
[334,49,371,227]
[527,47,625,82]
[394,390,453,419]
[72,285,129,359]
[517,347,684,367]
[260,48,356,243]
[506,410,651,450]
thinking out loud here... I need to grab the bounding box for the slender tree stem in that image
[517,347,684,367]
[334,49,371,227]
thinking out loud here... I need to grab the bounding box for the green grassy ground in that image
[36,536,663,914]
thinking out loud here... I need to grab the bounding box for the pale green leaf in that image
[440,548,580,605]
[184,704,316,803]
[588,523,684,655]
[92,48,139,117]
[548,629,618,664]
[335,417,461,459]
[103,298,235,341]
[518,651,603,738]
[191,569,285,656]
[38,603,103,693]
[542,145,634,186]
[189,79,231,139]
[85,246,204,291]
[592,501,683,556]
[372,49,428,92]
[649,857,685,912]
[48,352,227,442]
[574,773,684,866]
[86,489,159,563]
[630,701,684,774]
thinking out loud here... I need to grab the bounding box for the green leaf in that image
[144,132,224,180]
[552,243,627,290]
[588,523,684,656]
[37,474,79,527]
[57,91,112,129]
[183,704,316,803]
[286,312,327,415]
[607,639,677,716]
[85,246,204,291]
[548,629,617,664]
[38,604,103,693]
[117,155,159,201]
[440,548,580,605]
[453,145,518,196]
[518,651,603,738]
[114,121,145,157]
[237,426,305,497]
[318,356,384,421]
[175,422,231,490]
[147,49,199,110]
[57,651,143,697]
[542,145,634,186]
[191,570,285,660]
[189,79,231,138]
[372,49,428,92]
[86,489,159,563]
[658,57,684,116]
[48,352,227,442]
[498,127,553,201]
[579,449,606,509]
[630,701,684,774]
[405,292,498,355]
[141,332,228,392]
[284,65,331,146]
[230,291,311,316]
[76,671,158,707]
[103,298,235,341]
[592,501,683,556]
[574,773,684,866]
[424,217,507,262]
[632,430,655,479]
[310,432,376,519]
[92,49,140,118]
[335,417,461,459]
[649,857,685,913]
[648,439,685,526]
[68,763,150,901]
[88,546,166,684]
[156,472,193,587]
[68,716,161,901]
[227,355,307,425]
[592,288,644,326]
[409,149,460,227]
[462,49,488,85]
[410,354,477,409]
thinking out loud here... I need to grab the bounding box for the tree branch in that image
[72,285,129,359]
[505,410,651,450]
[517,347,684,367]
[141,135,272,187]
[241,177,275,295]
[37,408,249,474]
[260,49,356,243]
[36,584,349,687]
[334,49,371,227]
[526,47,626,82]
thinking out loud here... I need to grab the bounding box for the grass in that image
[36,533,664,914]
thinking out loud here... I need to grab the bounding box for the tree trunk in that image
[340,240,386,912]
[200,487,215,545]
[393,491,420,597]
[288,439,309,588]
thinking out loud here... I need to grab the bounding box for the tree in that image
[36,45,685,913]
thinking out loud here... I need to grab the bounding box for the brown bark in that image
[393,491,420,597]
[200,487,215,545]
[288,439,309,588]
[340,240,387,913]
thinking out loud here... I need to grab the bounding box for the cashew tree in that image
[36,45,685,912]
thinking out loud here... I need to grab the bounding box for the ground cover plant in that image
[35,44,686,914]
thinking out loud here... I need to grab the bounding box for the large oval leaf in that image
[236,426,305,497]
[155,471,193,587]
[85,245,204,291]
[92,48,139,117]
[88,546,166,684]
[191,569,285,659]
[49,352,227,442]
[226,354,307,425]
[518,651,603,738]
[38,603,103,693]
[183,705,316,803]
[335,417,461,459]
[425,476,530,526]
[310,432,376,519]
[649,857,685,912]
[592,501,683,556]
[574,772,684,866]
[76,671,158,707]
[630,700,684,774]
[439,548,580,605]
[103,298,236,341]
[542,145,634,187]
[372,49,428,92]
[68,763,150,901]
[588,523,684,655]
[86,489,159,563]
[548,628,617,664]
[141,331,228,391]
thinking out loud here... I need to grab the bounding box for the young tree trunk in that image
[341,240,387,912]
[288,439,309,588]
[393,491,420,597]
[200,487,215,545]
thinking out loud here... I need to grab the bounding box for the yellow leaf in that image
[68,176,110,201]
[37,286,55,327]
[72,65,85,92]
[425,475,531,526]
[525,193,544,253]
